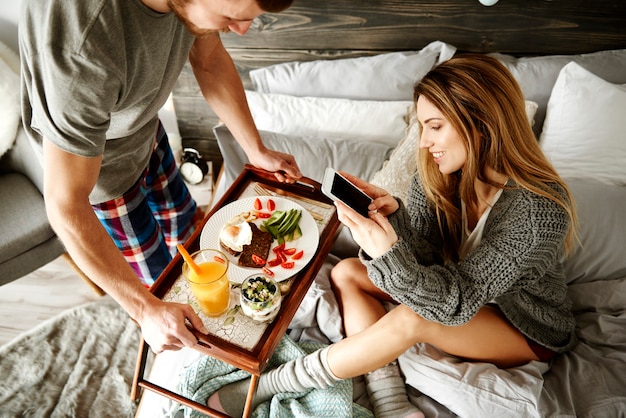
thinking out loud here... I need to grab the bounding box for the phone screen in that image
[331,173,372,217]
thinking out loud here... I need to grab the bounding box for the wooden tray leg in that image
[242,374,260,418]
[131,338,149,401]
[131,337,255,418]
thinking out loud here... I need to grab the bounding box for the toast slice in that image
[238,223,273,268]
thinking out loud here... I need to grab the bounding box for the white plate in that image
[199,196,319,283]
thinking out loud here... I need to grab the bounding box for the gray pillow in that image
[214,124,393,188]
[489,49,626,137]
[563,179,626,284]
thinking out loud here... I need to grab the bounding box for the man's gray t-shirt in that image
[20,0,194,203]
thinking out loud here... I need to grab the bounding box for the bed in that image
[137,1,626,417]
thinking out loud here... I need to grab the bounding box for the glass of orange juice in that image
[182,249,231,317]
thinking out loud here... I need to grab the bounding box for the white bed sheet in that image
[289,264,626,418]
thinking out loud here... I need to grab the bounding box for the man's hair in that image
[257,0,294,13]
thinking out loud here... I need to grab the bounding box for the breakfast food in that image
[260,208,303,244]
[240,274,282,322]
[238,223,273,268]
[217,199,305,277]
[219,214,252,256]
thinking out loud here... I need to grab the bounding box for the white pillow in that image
[250,40,456,101]
[0,41,20,158]
[0,41,19,75]
[539,62,626,186]
[369,106,420,205]
[246,91,412,147]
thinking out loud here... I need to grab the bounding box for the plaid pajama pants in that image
[92,123,197,287]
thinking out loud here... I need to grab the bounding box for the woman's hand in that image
[338,172,399,216]
[333,173,400,258]
[336,201,399,258]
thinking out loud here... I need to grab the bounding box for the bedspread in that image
[289,258,626,418]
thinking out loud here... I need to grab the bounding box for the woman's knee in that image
[388,305,433,338]
[367,304,430,351]
[330,258,364,288]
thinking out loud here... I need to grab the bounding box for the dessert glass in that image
[240,274,282,322]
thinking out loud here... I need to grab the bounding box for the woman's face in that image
[417,95,467,175]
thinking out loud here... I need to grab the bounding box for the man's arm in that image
[189,33,302,181]
[42,138,207,353]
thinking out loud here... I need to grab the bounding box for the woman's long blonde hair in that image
[414,54,577,261]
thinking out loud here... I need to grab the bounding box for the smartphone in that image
[321,167,372,217]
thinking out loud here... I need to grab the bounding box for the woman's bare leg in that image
[330,257,394,335]
[331,258,425,418]
[210,263,540,416]
[427,305,539,366]
[327,304,540,379]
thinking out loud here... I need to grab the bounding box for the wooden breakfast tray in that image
[132,164,341,417]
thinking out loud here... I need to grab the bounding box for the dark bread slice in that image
[238,223,273,268]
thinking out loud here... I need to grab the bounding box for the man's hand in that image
[138,300,209,353]
[248,148,302,183]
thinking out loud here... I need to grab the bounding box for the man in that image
[19,0,301,353]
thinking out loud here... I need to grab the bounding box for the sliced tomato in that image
[267,199,276,211]
[291,250,304,260]
[256,211,272,218]
[254,197,262,210]
[251,254,266,265]
[262,266,275,277]
[267,257,281,267]
[277,251,287,262]
[281,261,295,269]
[273,243,286,254]
[213,255,226,264]
[283,247,297,256]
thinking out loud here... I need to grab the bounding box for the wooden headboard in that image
[174,0,626,172]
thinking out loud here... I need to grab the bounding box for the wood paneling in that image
[173,0,626,167]
[221,0,626,55]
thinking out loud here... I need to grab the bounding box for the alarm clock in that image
[180,148,209,185]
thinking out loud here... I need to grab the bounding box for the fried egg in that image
[219,215,253,253]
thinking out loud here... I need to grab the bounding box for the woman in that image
[208,54,578,418]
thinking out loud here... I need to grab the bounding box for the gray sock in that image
[365,361,425,418]
[213,346,339,416]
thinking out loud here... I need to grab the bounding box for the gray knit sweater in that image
[361,175,577,353]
